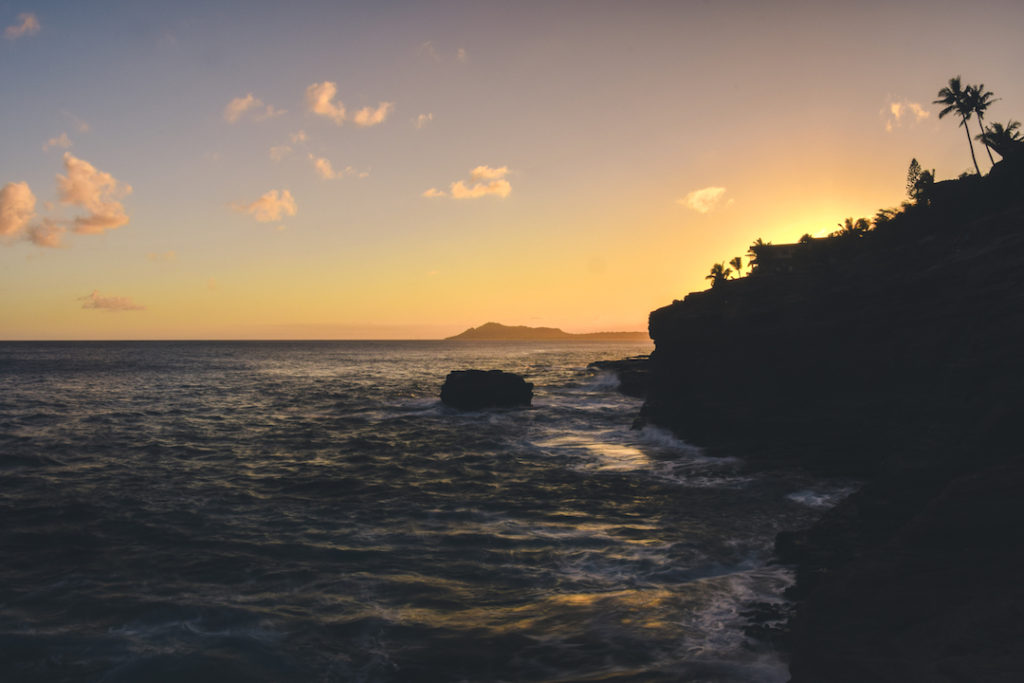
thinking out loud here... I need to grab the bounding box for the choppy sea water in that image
[0,341,851,682]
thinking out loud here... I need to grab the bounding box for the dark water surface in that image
[0,341,848,682]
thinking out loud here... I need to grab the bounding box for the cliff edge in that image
[639,160,1024,681]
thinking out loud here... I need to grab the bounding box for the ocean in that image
[0,341,850,682]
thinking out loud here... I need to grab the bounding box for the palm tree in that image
[833,217,870,238]
[977,120,1023,160]
[967,84,998,166]
[705,262,731,288]
[747,238,769,270]
[934,76,981,175]
[729,256,743,276]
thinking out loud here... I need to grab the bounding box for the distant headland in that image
[445,322,648,342]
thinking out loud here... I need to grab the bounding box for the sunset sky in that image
[3,0,1023,339]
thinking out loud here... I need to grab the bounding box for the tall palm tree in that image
[968,84,999,166]
[977,120,1023,160]
[746,238,769,270]
[934,76,981,175]
[729,256,743,276]
[705,262,731,288]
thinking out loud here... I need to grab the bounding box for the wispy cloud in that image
[677,186,727,214]
[456,48,468,63]
[414,113,433,129]
[289,130,308,144]
[306,81,346,124]
[885,100,930,132]
[147,251,176,263]
[42,133,72,152]
[79,290,144,312]
[63,111,90,133]
[306,81,392,127]
[231,189,297,222]
[425,165,512,200]
[4,12,39,40]
[269,145,293,162]
[27,219,65,248]
[57,153,132,234]
[223,93,284,124]
[310,154,339,179]
[0,181,37,239]
[352,102,394,127]
[419,41,441,62]
[309,154,367,180]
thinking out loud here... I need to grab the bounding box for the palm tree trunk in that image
[961,113,981,175]
[977,114,996,166]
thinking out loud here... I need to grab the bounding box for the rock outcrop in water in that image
[440,370,533,410]
[637,159,1024,681]
[587,356,650,398]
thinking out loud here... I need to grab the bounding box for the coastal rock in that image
[587,356,649,398]
[440,370,533,410]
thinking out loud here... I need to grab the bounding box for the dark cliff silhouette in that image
[637,156,1024,680]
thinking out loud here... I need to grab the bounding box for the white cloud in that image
[232,189,297,222]
[451,178,511,199]
[43,133,72,152]
[885,99,930,132]
[308,154,366,180]
[352,102,394,127]
[5,12,39,40]
[269,145,293,161]
[678,186,727,214]
[426,165,513,200]
[414,113,433,129]
[27,219,65,248]
[0,181,37,238]
[224,93,260,123]
[223,93,283,123]
[306,81,346,125]
[289,130,308,144]
[57,153,132,234]
[470,165,509,181]
[310,154,339,179]
[79,290,144,312]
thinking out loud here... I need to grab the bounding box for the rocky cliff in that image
[639,161,1024,681]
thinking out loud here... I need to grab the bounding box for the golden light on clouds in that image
[678,187,728,214]
[57,153,132,234]
[425,166,512,199]
[231,189,298,222]
[4,12,39,40]
[79,290,145,312]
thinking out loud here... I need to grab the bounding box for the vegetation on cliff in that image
[641,77,1024,681]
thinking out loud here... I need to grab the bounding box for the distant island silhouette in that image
[446,322,648,342]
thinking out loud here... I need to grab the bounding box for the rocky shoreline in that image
[606,160,1024,681]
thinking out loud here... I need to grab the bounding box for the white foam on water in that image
[786,485,858,509]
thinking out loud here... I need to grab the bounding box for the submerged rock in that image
[440,370,533,410]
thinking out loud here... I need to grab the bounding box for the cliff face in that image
[640,163,1024,680]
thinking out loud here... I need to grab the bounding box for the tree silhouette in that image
[967,84,998,166]
[934,76,981,176]
[833,217,870,238]
[705,262,731,288]
[747,238,770,270]
[729,256,743,276]
[977,120,1023,160]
